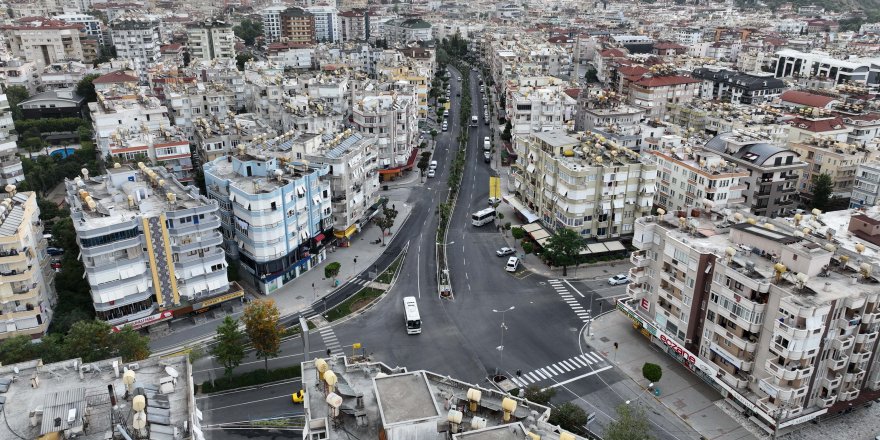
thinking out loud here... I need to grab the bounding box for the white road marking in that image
[550,365,565,375]
[560,360,576,370]
[578,354,594,365]
[526,372,539,383]
[544,366,613,389]
[557,362,572,372]
[571,356,589,367]
[539,368,554,377]
[588,352,604,363]
[533,370,548,380]
[563,279,586,298]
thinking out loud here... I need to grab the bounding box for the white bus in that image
[471,208,496,226]
[403,296,421,334]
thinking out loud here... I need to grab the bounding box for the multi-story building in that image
[775,49,880,86]
[0,94,23,187]
[88,82,171,158]
[0,190,56,340]
[193,113,275,163]
[305,131,380,242]
[186,19,236,61]
[203,133,333,295]
[66,165,242,330]
[383,18,432,44]
[645,142,748,212]
[261,5,288,43]
[280,7,316,45]
[306,5,339,42]
[628,73,701,119]
[339,9,368,42]
[55,13,105,45]
[504,76,577,135]
[351,92,418,179]
[624,207,880,434]
[1,19,88,69]
[789,137,874,202]
[691,67,786,105]
[110,17,162,82]
[851,162,880,209]
[575,89,647,151]
[704,132,805,218]
[511,131,656,240]
[165,81,237,137]
[0,60,39,93]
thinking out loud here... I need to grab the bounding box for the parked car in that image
[488,197,500,205]
[496,247,515,257]
[47,247,64,256]
[505,257,520,272]
[484,152,491,163]
[608,274,630,285]
[427,169,436,178]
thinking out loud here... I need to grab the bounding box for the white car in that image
[496,247,515,257]
[608,274,630,285]
[488,197,500,206]
[427,169,436,178]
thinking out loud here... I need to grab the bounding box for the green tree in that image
[523,385,556,405]
[212,316,246,378]
[76,73,100,103]
[65,320,115,362]
[542,228,586,276]
[236,53,254,71]
[811,173,833,212]
[233,19,263,46]
[242,299,283,372]
[0,335,41,364]
[511,227,525,240]
[605,404,652,440]
[417,158,429,177]
[500,120,512,142]
[548,402,589,435]
[430,129,438,140]
[4,85,29,120]
[584,67,599,83]
[374,201,398,245]
[642,362,662,383]
[113,325,151,362]
[324,261,341,282]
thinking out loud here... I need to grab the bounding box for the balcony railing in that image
[630,253,649,267]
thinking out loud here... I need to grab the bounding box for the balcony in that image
[862,312,880,324]
[0,266,34,283]
[765,360,813,381]
[0,249,26,264]
[629,266,648,285]
[626,283,647,298]
[818,395,837,408]
[855,331,878,345]
[837,315,862,330]
[839,388,860,402]
[829,355,848,371]
[774,318,811,340]
[758,378,807,401]
[822,373,842,390]
[844,369,866,384]
[631,253,650,267]
[850,350,871,364]
[772,342,809,361]
[718,370,749,389]
[831,335,855,351]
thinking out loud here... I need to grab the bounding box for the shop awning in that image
[334,224,358,239]
[504,196,539,224]
[588,243,609,253]
[314,233,326,243]
[521,223,543,233]
[605,241,625,251]
[530,229,551,241]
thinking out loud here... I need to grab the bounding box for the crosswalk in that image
[548,279,590,322]
[509,352,607,388]
[318,326,343,355]
[348,277,371,287]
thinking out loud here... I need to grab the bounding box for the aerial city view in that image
[3,0,880,439]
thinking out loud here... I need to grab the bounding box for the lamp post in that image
[625,382,654,406]
[492,306,515,377]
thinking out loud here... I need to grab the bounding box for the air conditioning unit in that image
[127,363,140,371]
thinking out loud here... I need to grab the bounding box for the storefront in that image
[112,310,173,332]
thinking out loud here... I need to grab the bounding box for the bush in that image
[201,365,302,394]
[548,402,588,435]
[325,287,383,321]
[511,227,525,239]
[523,385,556,405]
[522,241,534,254]
[324,262,341,279]
[504,222,511,230]
[642,362,662,383]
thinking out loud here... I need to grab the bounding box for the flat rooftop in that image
[0,355,193,440]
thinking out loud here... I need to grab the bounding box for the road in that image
[198,380,303,440]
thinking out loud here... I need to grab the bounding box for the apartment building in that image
[704,132,805,218]
[106,126,194,183]
[383,18,432,44]
[305,131,380,242]
[1,19,88,69]
[0,190,56,340]
[775,49,879,86]
[691,68,785,105]
[0,94,23,187]
[55,13,105,45]
[851,162,880,209]
[628,74,701,119]
[645,143,748,212]
[665,100,792,147]
[351,92,418,177]
[0,60,39,93]
[576,90,645,133]
[306,5,339,42]
[65,166,242,330]
[110,17,162,82]
[261,5,288,43]
[511,131,656,240]
[186,19,236,61]
[624,208,880,434]
[789,137,874,202]
[166,81,237,137]
[88,83,171,158]
[280,7,317,45]
[203,133,333,295]
[339,9,369,42]
[193,113,275,163]
[504,76,577,135]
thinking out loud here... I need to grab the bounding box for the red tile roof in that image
[600,48,627,58]
[780,90,836,108]
[618,65,649,77]
[161,43,183,53]
[787,116,847,132]
[93,71,139,84]
[632,75,700,88]
[564,88,581,99]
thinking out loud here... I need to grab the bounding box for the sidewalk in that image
[590,312,757,440]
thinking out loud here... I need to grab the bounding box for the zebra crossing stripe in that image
[561,360,576,370]
[549,280,562,284]
[578,354,594,365]
[533,370,548,380]
[588,352,604,363]
[510,377,524,387]
[556,362,571,372]
[526,372,540,383]
[539,368,554,378]
[571,356,588,367]
[550,364,565,374]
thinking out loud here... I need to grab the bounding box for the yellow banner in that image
[197,290,244,308]
[489,177,501,199]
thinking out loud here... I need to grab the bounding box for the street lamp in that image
[492,306,515,377]
[625,382,654,406]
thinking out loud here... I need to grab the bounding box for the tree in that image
[5,85,29,120]
[811,173,833,212]
[236,53,254,71]
[542,228,586,276]
[324,261,341,282]
[523,385,556,405]
[584,67,599,83]
[233,19,263,46]
[242,299,283,373]
[500,120,512,142]
[605,404,652,440]
[417,158,429,177]
[548,402,589,435]
[65,320,116,362]
[430,129,438,140]
[113,326,151,362]
[642,362,662,383]
[76,74,100,103]
[374,201,398,245]
[212,316,246,378]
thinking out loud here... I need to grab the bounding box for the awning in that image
[588,243,609,253]
[315,233,326,243]
[526,163,536,173]
[531,229,551,241]
[522,223,543,233]
[504,196,539,224]
[334,224,358,239]
[605,240,625,251]
[536,236,551,247]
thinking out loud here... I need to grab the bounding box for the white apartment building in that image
[305,131,380,241]
[110,17,162,82]
[383,18,432,44]
[65,166,242,330]
[0,95,23,187]
[89,84,172,157]
[194,113,275,163]
[261,6,288,43]
[851,162,880,209]
[203,133,333,295]
[675,28,703,45]
[0,191,56,340]
[1,19,88,69]
[166,82,237,137]
[55,13,105,45]
[306,5,339,42]
[775,49,879,86]
[511,131,656,240]
[625,208,880,435]
[351,93,418,174]
[186,19,236,61]
[504,77,577,135]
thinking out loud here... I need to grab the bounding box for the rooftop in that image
[0,192,35,238]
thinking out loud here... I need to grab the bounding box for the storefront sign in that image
[640,298,649,310]
[709,343,738,367]
[192,290,244,310]
[660,334,696,365]
[113,310,172,332]
[779,409,827,428]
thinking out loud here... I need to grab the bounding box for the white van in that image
[505,256,519,272]
[483,136,490,151]
[471,115,478,126]
[429,160,438,170]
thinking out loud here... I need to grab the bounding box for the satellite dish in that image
[164,366,179,378]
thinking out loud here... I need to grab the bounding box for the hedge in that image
[201,365,302,393]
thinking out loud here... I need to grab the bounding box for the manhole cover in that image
[600,336,610,343]
[538,282,546,285]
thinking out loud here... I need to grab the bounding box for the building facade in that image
[351,93,418,175]
[186,19,236,61]
[851,162,880,208]
[2,19,88,69]
[0,94,23,187]
[110,17,162,82]
[280,7,317,45]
